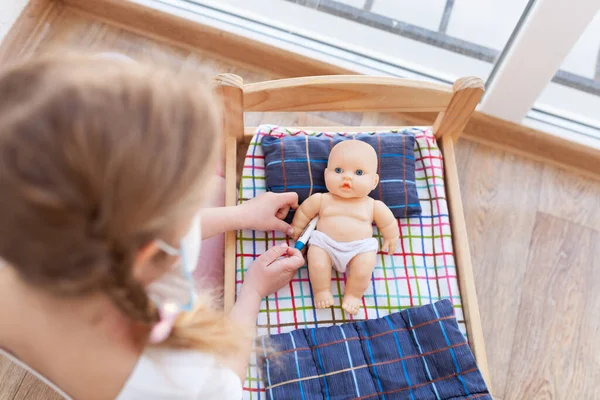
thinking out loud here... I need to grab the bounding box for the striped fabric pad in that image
[236,125,464,399]
[259,299,490,400]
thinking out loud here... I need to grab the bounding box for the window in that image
[206,0,531,82]
[169,0,600,143]
[532,11,600,139]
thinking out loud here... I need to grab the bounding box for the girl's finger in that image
[275,205,290,220]
[288,248,305,265]
[286,247,303,257]
[259,244,289,265]
[272,253,305,271]
[278,192,299,209]
[279,246,301,258]
[273,219,293,236]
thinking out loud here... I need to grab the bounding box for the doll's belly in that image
[316,216,373,242]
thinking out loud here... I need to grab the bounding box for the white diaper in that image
[308,230,378,273]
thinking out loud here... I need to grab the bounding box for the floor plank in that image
[12,373,61,400]
[505,212,599,400]
[0,357,25,400]
[572,238,600,398]
[538,164,600,232]
[454,140,544,399]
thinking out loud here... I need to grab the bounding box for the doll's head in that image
[324,140,379,199]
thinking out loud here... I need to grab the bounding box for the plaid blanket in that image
[237,125,464,399]
[259,299,490,400]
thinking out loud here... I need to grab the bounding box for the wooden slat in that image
[213,74,244,313]
[243,125,413,135]
[0,356,26,400]
[0,0,56,64]
[61,0,348,78]
[222,138,238,314]
[12,373,62,400]
[439,135,491,391]
[243,76,453,112]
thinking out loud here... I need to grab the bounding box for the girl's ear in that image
[133,241,162,285]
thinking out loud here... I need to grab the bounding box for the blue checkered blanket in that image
[259,299,490,399]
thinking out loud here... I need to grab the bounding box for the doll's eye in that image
[355,169,364,176]
[335,167,342,173]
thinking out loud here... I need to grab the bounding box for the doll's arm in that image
[290,193,323,240]
[373,200,400,254]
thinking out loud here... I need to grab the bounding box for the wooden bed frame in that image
[215,73,491,385]
[1,0,490,390]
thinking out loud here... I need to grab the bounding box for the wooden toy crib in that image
[214,74,491,393]
[0,1,489,394]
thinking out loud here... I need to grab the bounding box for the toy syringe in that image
[294,216,319,251]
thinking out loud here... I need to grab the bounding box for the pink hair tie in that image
[149,304,179,344]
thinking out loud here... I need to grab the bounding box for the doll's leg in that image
[342,251,377,315]
[307,246,334,309]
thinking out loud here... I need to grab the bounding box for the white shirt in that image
[0,347,242,400]
[117,348,242,400]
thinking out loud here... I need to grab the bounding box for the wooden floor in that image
[1,4,599,400]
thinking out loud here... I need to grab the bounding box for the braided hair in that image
[0,55,244,353]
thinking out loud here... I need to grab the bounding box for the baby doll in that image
[291,140,400,315]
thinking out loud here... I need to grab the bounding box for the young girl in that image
[0,55,304,399]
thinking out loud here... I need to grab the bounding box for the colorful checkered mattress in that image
[236,125,464,399]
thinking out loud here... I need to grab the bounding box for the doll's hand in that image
[242,244,305,298]
[382,236,398,255]
[239,192,299,235]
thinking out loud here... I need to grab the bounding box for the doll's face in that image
[325,140,379,199]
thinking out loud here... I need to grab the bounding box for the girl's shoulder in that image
[116,347,241,400]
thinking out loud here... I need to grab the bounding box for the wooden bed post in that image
[433,77,484,141]
[213,73,244,313]
[434,77,491,389]
[441,135,491,389]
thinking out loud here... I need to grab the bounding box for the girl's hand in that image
[241,244,305,299]
[239,192,299,235]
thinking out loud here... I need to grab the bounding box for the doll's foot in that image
[342,295,362,315]
[314,291,334,309]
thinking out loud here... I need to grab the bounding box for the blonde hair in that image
[0,55,244,355]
